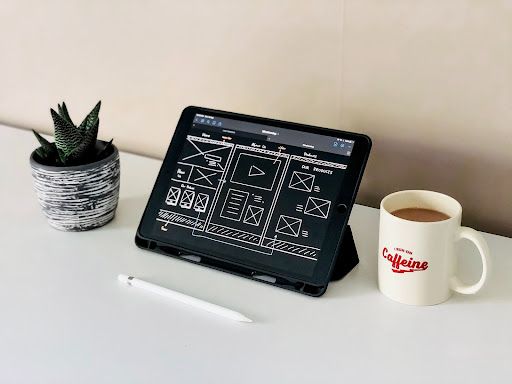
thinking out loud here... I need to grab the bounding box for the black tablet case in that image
[136,224,358,296]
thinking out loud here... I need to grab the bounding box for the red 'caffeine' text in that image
[382,247,428,273]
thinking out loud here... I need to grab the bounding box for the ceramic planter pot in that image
[29,141,120,231]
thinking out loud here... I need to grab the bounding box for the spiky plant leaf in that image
[57,147,67,165]
[64,116,99,164]
[33,101,110,166]
[58,102,74,127]
[35,142,60,162]
[36,144,57,161]
[77,101,101,135]
[32,129,51,147]
[51,109,83,157]
[32,130,58,161]
[34,146,47,159]
[96,138,114,160]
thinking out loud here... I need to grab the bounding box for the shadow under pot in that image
[29,140,120,231]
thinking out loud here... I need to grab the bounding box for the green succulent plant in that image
[33,101,113,166]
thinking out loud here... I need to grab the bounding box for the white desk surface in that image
[1,125,511,383]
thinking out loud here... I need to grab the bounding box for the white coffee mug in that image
[378,190,490,305]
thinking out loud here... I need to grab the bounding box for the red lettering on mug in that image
[382,247,428,273]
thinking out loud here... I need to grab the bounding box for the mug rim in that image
[380,190,462,225]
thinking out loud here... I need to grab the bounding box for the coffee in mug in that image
[391,207,450,222]
[378,190,490,305]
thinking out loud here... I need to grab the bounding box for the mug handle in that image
[450,227,491,294]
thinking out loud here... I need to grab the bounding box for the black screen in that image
[148,113,354,278]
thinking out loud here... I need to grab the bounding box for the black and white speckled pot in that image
[29,142,120,231]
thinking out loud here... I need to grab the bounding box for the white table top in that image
[1,125,511,383]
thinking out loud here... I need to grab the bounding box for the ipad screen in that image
[149,113,354,278]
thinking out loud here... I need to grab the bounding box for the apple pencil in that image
[118,274,252,323]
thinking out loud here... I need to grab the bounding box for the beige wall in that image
[0,0,343,152]
[340,0,512,236]
[1,1,511,236]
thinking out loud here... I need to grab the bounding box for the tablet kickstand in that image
[330,225,359,281]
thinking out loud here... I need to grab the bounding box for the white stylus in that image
[118,275,252,323]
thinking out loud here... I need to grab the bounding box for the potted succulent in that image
[30,101,120,231]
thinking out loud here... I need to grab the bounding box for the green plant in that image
[33,101,113,166]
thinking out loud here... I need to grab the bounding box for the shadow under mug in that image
[378,190,490,305]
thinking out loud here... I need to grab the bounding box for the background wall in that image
[340,0,512,236]
[1,0,511,236]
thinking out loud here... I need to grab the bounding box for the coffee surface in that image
[391,207,450,222]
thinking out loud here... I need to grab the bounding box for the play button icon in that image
[231,153,282,190]
[248,165,265,177]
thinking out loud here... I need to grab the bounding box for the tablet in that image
[136,106,371,296]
